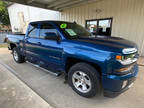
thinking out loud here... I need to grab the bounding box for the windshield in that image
[57,22,92,39]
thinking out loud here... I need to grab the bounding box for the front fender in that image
[63,46,113,74]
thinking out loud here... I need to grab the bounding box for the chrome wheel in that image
[13,50,18,61]
[72,71,92,93]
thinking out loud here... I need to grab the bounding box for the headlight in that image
[116,48,138,65]
[116,54,138,65]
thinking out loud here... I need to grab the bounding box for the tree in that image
[0,0,10,25]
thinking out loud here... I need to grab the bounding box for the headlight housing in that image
[116,48,138,65]
[116,55,138,65]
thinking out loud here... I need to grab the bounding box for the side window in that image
[28,24,39,38]
[39,24,58,39]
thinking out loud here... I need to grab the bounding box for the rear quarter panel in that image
[7,34,25,54]
[7,34,24,44]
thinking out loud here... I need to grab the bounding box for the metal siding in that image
[60,0,144,56]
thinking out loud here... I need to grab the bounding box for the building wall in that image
[8,3,60,33]
[60,0,144,56]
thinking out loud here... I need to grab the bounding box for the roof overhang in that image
[5,0,102,11]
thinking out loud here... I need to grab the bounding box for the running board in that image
[26,61,62,76]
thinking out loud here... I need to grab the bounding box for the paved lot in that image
[0,48,144,108]
[0,53,52,108]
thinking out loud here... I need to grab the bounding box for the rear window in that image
[39,24,58,39]
[28,24,39,38]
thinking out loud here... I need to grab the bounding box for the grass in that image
[0,43,8,48]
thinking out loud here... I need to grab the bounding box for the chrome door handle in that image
[37,42,42,45]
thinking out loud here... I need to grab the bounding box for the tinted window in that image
[40,24,58,39]
[28,24,39,38]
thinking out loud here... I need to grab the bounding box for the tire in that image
[68,62,101,98]
[12,47,25,63]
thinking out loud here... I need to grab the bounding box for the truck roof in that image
[30,20,75,25]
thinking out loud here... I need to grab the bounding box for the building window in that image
[86,18,112,36]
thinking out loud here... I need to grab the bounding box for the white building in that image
[7,3,60,33]
[6,0,144,56]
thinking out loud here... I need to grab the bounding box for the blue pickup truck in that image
[6,21,139,98]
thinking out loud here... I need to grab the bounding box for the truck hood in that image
[74,36,137,53]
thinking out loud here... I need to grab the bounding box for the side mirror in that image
[92,32,97,35]
[44,32,61,42]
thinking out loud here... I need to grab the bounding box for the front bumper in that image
[102,63,138,98]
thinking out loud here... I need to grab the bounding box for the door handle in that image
[37,42,42,45]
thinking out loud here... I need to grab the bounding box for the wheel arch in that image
[65,57,102,77]
[9,43,17,50]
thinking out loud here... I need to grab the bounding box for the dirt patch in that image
[0,44,8,48]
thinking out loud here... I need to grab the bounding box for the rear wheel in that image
[12,47,25,63]
[68,62,101,98]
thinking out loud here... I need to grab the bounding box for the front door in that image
[37,23,63,71]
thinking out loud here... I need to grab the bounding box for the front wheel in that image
[68,63,101,98]
[12,47,25,63]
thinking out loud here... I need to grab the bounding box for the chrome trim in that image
[13,50,18,61]
[72,71,92,93]
[26,61,59,76]
[116,65,133,73]
[118,58,138,65]
[122,48,137,54]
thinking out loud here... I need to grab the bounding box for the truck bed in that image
[6,33,25,43]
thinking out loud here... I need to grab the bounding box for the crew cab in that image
[6,21,139,98]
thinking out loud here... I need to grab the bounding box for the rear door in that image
[24,23,41,63]
[37,23,63,71]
